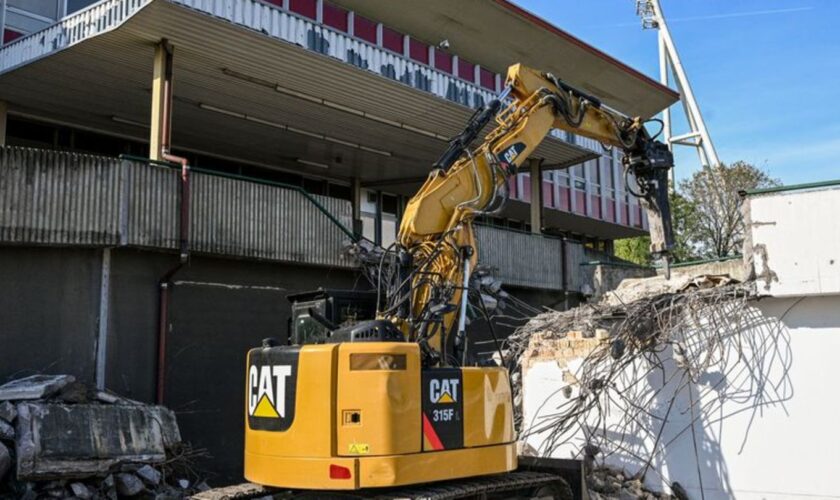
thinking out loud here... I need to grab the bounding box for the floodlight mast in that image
[636,0,720,175]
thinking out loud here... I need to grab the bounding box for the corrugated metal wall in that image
[0,147,122,245]
[0,147,598,288]
[565,241,589,293]
[125,158,179,249]
[189,172,352,267]
[0,147,354,268]
[475,224,565,290]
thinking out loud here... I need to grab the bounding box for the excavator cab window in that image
[287,289,378,345]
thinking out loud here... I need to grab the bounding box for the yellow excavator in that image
[241,63,674,499]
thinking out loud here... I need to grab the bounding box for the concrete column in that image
[529,158,542,234]
[583,159,592,217]
[0,100,7,147]
[374,190,383,245]
[351,177,362,237]
[149,41,172,161]
[95,248,112,390]
[612,151,622,224]
[599,157,608,218]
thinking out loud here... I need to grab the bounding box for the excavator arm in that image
[385,64,674,365]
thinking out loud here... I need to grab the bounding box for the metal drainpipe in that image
[156,40,190,405]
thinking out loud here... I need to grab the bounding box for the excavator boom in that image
[395,64,675,358]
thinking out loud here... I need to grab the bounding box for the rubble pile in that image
[509,273,791,498]
[0,375,207,499]
[586,466,686,500]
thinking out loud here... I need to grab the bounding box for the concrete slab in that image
[15,403,181,480]
[0,442,10,481]
[0,375,74,401]
[0,401,16,422]
[0,419,13,440]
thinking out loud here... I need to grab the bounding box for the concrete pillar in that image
[95,248,111,390]
[374,190,383,245]
[0,101,7,147]
[351,177,362,238]
[583,159,592,217]
[612,151,622,224]
[149,41,172,161]
[599,157,608,219]
[529,158,542,234]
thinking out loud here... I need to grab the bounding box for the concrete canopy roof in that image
[330,0,679,118]
[0,0,597,190]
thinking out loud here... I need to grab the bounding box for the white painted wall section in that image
[747,185,840,296]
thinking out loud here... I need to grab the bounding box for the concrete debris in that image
[191,482,276,500]
[136,464,163,486]
[70,481,94,499]
[15,402,180,479]
[0,374,206,499]
[0,442,10,481]
[0,402,16,423]
[0,420,13,440]
[115,472,145,496]
[513,273,788,495]
[587,467,673,499]
[0,375,75,401]
[602,273,737,306]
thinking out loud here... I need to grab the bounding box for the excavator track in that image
[194,470,572,500]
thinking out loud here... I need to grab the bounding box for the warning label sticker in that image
[348,443,370,455]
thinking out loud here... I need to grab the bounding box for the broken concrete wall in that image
[521,293,840,500]
[577,262,656,299]
[0,375,201,498]
[15,402,180,480]
[743,184,840,296]
[591,264,657,299]
[656,257,748,282]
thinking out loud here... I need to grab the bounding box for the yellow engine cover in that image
[243,342,517,490]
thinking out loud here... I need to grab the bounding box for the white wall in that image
[748,186,840,297]
[522,294,840,499]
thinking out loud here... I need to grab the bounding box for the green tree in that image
[613,192,698,265]
[678,161,779,258]
[614,235,652,266]
[668,191,700,262]
[613,162,777,264]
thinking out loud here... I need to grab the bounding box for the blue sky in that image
[512,0,840,185]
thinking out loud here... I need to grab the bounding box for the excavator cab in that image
[286,289,377,345]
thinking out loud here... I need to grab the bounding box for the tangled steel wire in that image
[506,281,793,493]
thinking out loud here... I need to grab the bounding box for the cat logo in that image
[502,146,519,165]
[429,378,459,404]
[499,142,526,170]
[248,364,292,418]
